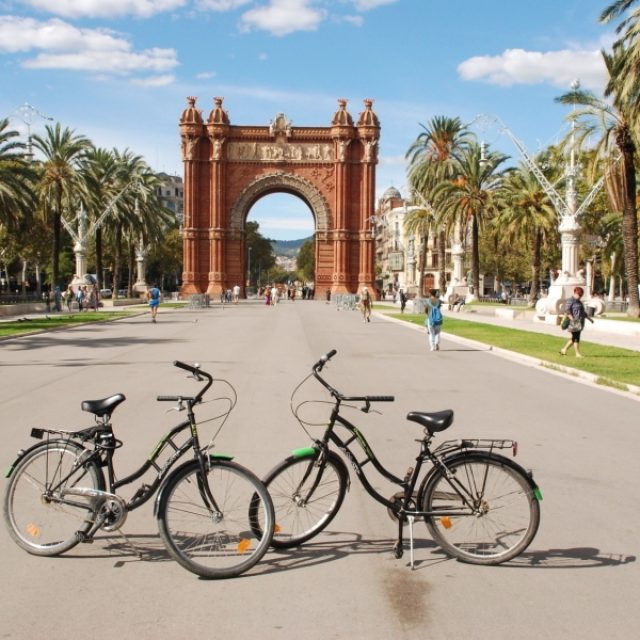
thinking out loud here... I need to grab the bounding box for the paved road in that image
[0,302,638,640]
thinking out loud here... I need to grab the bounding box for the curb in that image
[375,311,640,404]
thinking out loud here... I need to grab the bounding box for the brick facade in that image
[179,97,380,298]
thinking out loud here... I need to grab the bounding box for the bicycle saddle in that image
[406,409,454,432]
[81,394,126,418]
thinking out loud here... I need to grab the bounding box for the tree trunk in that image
[420,235,428,296]
[471,215,480,297]
[51,188,62,288]
[618,133,639,317]
[529,228,542,305]
[95,228,103,290]
[608,252,616,302]
[113,225,122,299]
[438,229,446,292]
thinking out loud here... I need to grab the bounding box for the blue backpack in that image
[430,304,443,326]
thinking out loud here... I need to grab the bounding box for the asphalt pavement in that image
[0,300,638,640]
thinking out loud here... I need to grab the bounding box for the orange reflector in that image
[274,523,281,534]
[237,538,251,553]
[440,516,453,529]
[26,523,40,538]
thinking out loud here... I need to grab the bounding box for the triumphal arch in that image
[178,96,380,298]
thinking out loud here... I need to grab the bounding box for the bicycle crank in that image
[63,487,128,531]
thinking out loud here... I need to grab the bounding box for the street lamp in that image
[247,247,252,290]
[11,102,53,159]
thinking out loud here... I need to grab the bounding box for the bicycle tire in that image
[3,440,104,557]
[420,451,540,565]
[157,459,274,579]
[260,451,349,548]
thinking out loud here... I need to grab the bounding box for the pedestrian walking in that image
[424,289,443,351]
[233,284,240,304]
[560,286,593,358]
[65,285,74,311]
[360,286,372,323]
[399,290,407,314]
[75,286,85,312]
[146,283,161,322]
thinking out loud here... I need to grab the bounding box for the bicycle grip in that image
[173,360,196,374]
[368,395,395,402]
[314,349,337,371]
[157,395,180,402]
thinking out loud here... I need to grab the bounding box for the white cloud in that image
[22,0,187,18]
[131,74,176,86]
[24,48,178,73]
[343,15,364,27]
[196,0,252,10]
[458,48,607,91]
[240,0,326,36]
[351,0,398,10]
[0,16,179,76]
[0,16,129,53]
[258,52,268,60]
[196,70,217,79]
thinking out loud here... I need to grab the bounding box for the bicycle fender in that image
[417,450,541,506]
[292,446,318,459]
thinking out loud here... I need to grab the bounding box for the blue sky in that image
[0,0,615,239]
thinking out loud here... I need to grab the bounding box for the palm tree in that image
[406,116,472,292]
[31,123,92,288]
[79,148,119,289]
[432,143,510,298]
[556,46,639,317]
[0,118,37,230]
[403,207,434,296]
[494,164,557,305]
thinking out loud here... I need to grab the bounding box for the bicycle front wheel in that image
[261,451,349,548]
[421,452,540,565]
[157,459,274,579]
[3,440,103,556]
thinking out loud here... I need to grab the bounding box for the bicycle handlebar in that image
[156,361,213,404]
[311,350,394,404]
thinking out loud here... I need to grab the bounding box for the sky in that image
[0,0,616,240]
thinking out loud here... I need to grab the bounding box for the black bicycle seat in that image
[406,410,454,432]
[81,394,126,417]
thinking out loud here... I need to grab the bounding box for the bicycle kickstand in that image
[407,515,415,570]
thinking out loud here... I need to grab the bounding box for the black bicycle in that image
[3,361,274,579]
[256,350,542,568]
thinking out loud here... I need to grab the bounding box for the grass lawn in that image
[390,313,640,391]
[0,311,136,339]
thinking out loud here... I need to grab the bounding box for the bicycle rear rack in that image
[434,438,518,457]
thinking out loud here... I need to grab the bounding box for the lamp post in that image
[247,247,252,291]
[472,82,605,319]
[11,103,53,159]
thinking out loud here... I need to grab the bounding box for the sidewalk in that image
[379,301,640,352]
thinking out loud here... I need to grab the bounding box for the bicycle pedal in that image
[392,542,403,559]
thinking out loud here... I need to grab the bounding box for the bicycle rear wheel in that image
[421,452,540,564]
[3,441,103,556]
[260,451,349,548]
[157,459,274,579]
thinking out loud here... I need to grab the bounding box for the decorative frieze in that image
[227,141,334,163]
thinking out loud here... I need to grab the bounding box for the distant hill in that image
[271,236,313,257]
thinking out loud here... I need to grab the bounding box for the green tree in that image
[31,123,92,288]
[432,143,510,298]
[495,163,558,304]
[406,116,472,292]
[245,221,275,286]
[0,118,37,230]
[556,46,639,316]
[297,238,315,282]
[403,208,434,296]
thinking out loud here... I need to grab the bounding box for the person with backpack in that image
[146,283,161,323]
[424,289,443,351]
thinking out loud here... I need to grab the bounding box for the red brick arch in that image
[179,97,380,298]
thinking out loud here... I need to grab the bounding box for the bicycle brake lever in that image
[360,400,371,413]
[165,400,186,413]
